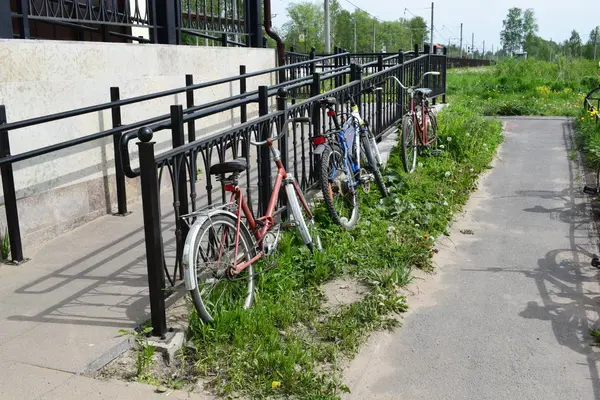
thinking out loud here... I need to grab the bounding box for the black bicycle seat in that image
[209,159,247,175]
[415,88,433,97]
[319,97,337,106]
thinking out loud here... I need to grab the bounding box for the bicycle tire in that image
[189,213,255,323]
[319,145,359,229]
[401,115,417,173]
[361,132,389,197]
[367,128,383,167]
[285,181,322,252]
[425,111,438,148]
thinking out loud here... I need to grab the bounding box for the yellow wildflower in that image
[272,381,281,389]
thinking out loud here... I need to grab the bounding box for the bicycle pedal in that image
[281,220,299,229]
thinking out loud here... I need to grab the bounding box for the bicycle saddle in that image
[209,159,247,175]
[319,97,337,106]
[415,88,433,96]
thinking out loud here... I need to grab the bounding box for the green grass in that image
[574,105,600,173]
[447,57,600,117]
[170,104,503,399]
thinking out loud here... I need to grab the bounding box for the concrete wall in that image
[0,39,276,250]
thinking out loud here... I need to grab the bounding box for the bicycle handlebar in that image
[250,117,311,146]
[388,71,440,91]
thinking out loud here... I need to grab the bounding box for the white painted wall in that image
[0,39,277,247]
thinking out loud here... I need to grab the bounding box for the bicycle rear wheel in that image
[319,145,359,229]
[189,213,255,323]
[401,115,417,173]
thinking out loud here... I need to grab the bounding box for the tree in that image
[500,7,524,54]
[568,30,582,57]
[522,9,538,42]
[282,2,324,52]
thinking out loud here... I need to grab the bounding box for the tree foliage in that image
[280,0,428,53]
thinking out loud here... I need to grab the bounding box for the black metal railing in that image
[134,49,446,336]
[447,58,492,69]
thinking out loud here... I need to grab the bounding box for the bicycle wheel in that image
[366,126,383,167]
[189,213,255,323]
[319,145,359,229]
[361,132,389,197]
[401,115,417,173]
[285,181,322,252]
[425,111,438,149]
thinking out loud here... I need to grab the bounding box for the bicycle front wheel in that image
[401,115,417,173]
[361,131,389,197]
[426,111,438,148]
[319,145,359,229]
[285,181,322,252]
[189,213,255,323]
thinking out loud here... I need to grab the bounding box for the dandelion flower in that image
[451,189,456,194]
[469,168,474,172]
[443,201,449,206]
[272,381,281,389]
[466,132,471,137]
[439,144,445,149]
[444,171,452,177]
[447,137,452,142]
[418,162,424,168]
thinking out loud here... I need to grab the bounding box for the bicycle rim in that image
[320,145,359,229]
[361,134,389,197]
[190,214,255,323]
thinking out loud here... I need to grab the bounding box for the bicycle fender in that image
[182,209,249,291]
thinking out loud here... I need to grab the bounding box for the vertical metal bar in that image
[137,127,167,338]
[239,65,248,124]
[185,75,196,142]
[221,32,228,47]
[246,0,262,47]
[376,85,383,137]
[16,0,31,39]
[171,105,189,280]
[442,47,447,103]
[0,106,24,263]
[311,73,321,137]
[149,0,177,44]
[257,86,270,216]
[110,87,129,216]
[398,52,404,117]
[309,47,316,75]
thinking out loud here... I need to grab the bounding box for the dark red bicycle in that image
[390,71,440,173]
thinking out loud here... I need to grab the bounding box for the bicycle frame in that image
[407,91,433,147]
[222,138,314,276]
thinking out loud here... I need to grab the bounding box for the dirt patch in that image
[322,278,369,310]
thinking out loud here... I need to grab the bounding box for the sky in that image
[270,0,600,52]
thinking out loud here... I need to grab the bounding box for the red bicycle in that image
[181,118,321,323]
[390,71,440,173]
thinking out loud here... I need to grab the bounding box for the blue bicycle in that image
[311,89,389,229]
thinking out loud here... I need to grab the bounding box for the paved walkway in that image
[343,117,600,399]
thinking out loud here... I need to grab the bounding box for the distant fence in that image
[447,58,492,68]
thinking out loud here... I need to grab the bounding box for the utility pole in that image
[471,32,474,59]
[459,23,463,57]
[491,44,494,60]
[430,2,434,53]
[353,17,357,53]
[373,19,376,52]
[324,0,331,54]
[482,40,485,58]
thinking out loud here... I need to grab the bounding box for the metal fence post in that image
[350,64,362,112]
[137,127,167,338]
[239,66,248,123]
[309,47,316,75]
[246,0,263,47]
[398,51,405,117]
[0,106,24,264]
[414,44,419,57]
[311,73,321,137]
[442,47,448,103]
[257,86,271,216]
[221,33,228,47]
[149,0,178,44]
[377,54,384,72]
[171,105,189,281]
[185,75,196,143]
[110,87,129,216]
[276,88,289,218]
